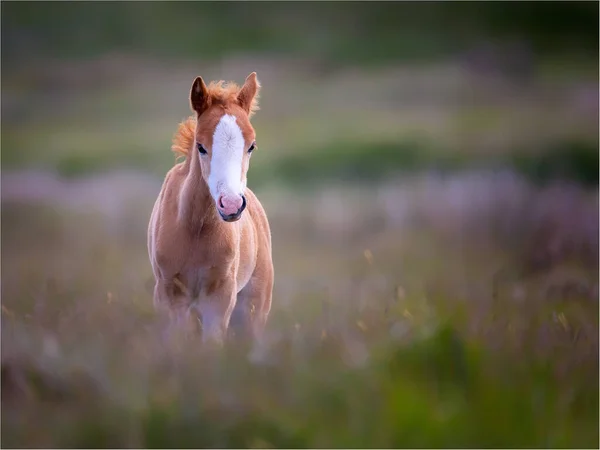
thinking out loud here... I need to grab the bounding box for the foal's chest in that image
[178,223,256,297]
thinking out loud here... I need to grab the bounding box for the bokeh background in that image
[2,2,599,448]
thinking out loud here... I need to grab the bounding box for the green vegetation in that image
[3,2,598,69]
[2,62,598,189]
[508,140,600,188]
[3,325,598,448]
[2,1,598,187]
[2,199,598,448]
[4,120,597,189]
[2,2,598,448]
[252,137,600,190]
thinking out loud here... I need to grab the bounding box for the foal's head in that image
[190,72,260,222]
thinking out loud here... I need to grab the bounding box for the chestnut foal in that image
[148,72,273,345]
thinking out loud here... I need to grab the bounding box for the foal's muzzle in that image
[218,194,247,222]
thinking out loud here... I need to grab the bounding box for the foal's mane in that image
[171,80,260,160]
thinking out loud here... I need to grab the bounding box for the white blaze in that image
[207,114,245,201]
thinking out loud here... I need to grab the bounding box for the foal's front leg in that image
[194,278,237,345]
[230,277,273,343]
[154,279,199,342]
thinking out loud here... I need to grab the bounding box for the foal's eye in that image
[197,143,207,155]
[248,142,256,154]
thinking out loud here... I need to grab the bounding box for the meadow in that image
[2,3,599,446]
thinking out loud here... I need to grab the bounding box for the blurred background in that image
[2,2,598,448]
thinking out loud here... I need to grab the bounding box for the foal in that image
[148,72,274,344]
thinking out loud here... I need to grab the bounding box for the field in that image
[2,3,599,447]
[2,181,599,447]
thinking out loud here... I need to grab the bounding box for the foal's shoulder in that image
[245,188,270,228]
[245,187,264,212]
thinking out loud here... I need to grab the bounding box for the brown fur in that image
[171,78,260,160]
[148,72,273,345]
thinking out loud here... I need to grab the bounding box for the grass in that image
[1,173,598,448]
[2,57,598,187]
[5,327,596,448]
[1,53,598,448]
[3,2,598,68]
[250,136,599,190]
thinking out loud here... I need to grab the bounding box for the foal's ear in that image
[190,76,210,115]
[237,72,260,117]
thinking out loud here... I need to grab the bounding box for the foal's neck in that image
[180,151,217,232]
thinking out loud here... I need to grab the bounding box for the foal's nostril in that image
[217,194,246,219]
